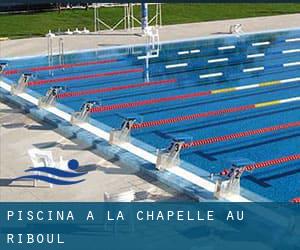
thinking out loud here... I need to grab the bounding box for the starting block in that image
[11,73,32,95]
[156,135,192,170]
[214,158,254,199]
[0,62,7,74]
[71,101,99,124]
[38,86,65,108]
[214,170,242,199]
[109,114,143,145]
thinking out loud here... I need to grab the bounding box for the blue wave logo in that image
[13,159,86,185]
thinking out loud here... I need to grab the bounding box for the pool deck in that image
[0,101,190,201]
[1,13,299,58]
[0,14,299,202]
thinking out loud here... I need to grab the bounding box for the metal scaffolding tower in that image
[93,3,162,32]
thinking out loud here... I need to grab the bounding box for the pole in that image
[141,3,148,32]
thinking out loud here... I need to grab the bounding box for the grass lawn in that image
[0,3,299,39]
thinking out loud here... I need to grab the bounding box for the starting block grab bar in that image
[71,101,100,124]
[109,114,143,145]
[11,73,32,95]
[38,86,65,108]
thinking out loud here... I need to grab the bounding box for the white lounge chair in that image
[104,190,135,202]
[28,148,56,188]
[27,148,68,188]
[103,190,135,232]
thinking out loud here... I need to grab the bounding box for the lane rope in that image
[131,96,300,129]
[3,59,118,75]
[242,154,300,172]
[57,78,177,98]
[182,121,300,148]
[291,197,300,203]
[28,68,143,86]
[90,77,300,113]
[219,154,300,179]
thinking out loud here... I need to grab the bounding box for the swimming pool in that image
[1,28,300,202]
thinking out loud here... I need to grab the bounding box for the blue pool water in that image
[2,28,300,201]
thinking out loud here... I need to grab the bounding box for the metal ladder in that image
[47,36,54,75]
[47,36,65,75]
[58,38,65,69]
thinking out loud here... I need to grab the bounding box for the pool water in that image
[2,28,300,201]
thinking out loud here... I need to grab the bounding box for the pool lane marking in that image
[137,54,159,60]
[165,63,188,69]
[182,121,300,148]
[252,41,270,46]
[27,68,144,86]
[218,45,235,50]
[243,67,264,73]
[57,78,177,99]
[177,51,189,55]
[247,53,265,58]
[177,49,200,55]
[131,96,300,129]
[90,77,300,113]
[283,61,300,67]
[208,58,228,63]
[3,59,118,75]
[0,79,251,202]
[285,38,300,43]
[282,49,300,54]
[190,49,201,54]
[199,72,223,79]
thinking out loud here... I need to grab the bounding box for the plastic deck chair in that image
[103,190,135,202]
[28,148,56,188]
[103,190,135,232]
[229,24,243,35]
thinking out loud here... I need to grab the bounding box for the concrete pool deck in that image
[0,13,299,58]
[0,14,299,201]
[0,101,191,201]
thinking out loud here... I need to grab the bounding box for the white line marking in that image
[78,122,109,141]
[177,51,189,55]
[45,106,71,121]
[247,53,265,58]
[280,96,300,103]
[0,80,12,92]
[218,45,235,50]
[283,61,300,67]
[166,63,188,69]
[169,167,215,192]
[235,84,260,90]
[252,41,270,46]
[243,67,264,73]
[282,49,300,54]
[280,77,300,83]
[285,38,300,43]
[137,54,159,60]
[208,58,228,63]
[190,49,200,54]
[200,72,223,78]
